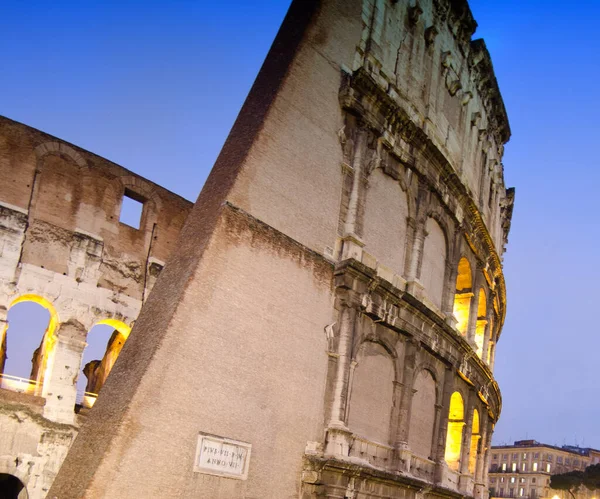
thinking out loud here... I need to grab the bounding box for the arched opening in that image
[347,342,395,445]
[408,370,437,460]
[444,391,465,471]
[469,409,480,474]
[453,258,473,335]
[78,319,131,408]
[474,288,487,357]
[0,473,27,499]
[420,218,447,309]
[0,295,58,396]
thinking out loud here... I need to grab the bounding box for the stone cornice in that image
[303,455,466,499]
[469,39,511,144]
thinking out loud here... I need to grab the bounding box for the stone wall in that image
[0,115,192,498]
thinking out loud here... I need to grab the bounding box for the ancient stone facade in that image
[50,0,514,498]
[0,116,192,498]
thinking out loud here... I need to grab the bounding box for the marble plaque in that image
[194,433,252,480]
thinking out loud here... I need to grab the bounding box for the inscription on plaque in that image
[194,433,252,480]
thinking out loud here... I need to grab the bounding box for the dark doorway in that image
[0,474,26,499]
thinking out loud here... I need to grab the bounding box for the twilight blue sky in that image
[1,1,599,447]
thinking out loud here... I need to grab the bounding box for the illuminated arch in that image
[96,319,131,339]
[453,258,473,335]
[444,391,465,471]
[80,319,131,407]
[469,408,481,474]
[3,295,59,396]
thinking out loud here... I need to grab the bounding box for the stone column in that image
[443,229,462,327]
[434,367,455,485]
[340,128,368,261]
[481,427,493,499]
[431,399,443,456]
[405,182,430,299]
[394,340,417,472]
[488,340,497,371]
[474,415,490,499]
[459,391,476,496]
[481,297,495,365]
[42,319,87,424]
[459,393,475,476]
[325,302,358,458]
[467,271,484,344]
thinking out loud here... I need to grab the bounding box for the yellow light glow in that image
[474,319,486,357]
[96,319,131,339]
[453,293,472,335]
[82,392,98,409]
[445,391,465,470]
[9,294,59,396]
[0,373,38,394]
[453,258,473,336]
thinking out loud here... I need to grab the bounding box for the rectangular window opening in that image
[120,189,145,229]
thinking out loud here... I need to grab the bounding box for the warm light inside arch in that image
[444,391,465,471]
[80,319,132,407]
[6,294,60,396]
[453,258,473,335]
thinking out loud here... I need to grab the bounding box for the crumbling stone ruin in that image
[0,116,192,498]
[48,0,515,498]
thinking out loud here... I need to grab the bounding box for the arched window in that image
[408,370,437,460]
[362,169,409,275]
[421,218,447,309]
[469,409,481,474]
[347,342,395,444]
[453,258,472,335]
[474,288,487,357]
[444,391,465,471]
[78,319,131,408]
[0,295,58,396]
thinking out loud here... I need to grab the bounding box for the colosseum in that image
[0,116,193,498]
[2,0,514,498]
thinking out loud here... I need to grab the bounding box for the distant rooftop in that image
[492,440,600,456]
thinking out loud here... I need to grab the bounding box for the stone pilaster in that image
[42,319,87,424]
[473,415,490,499]
[467,270,484,344]
[434,367,455,484]
[327,305,357,429]
[394,340,417,472]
